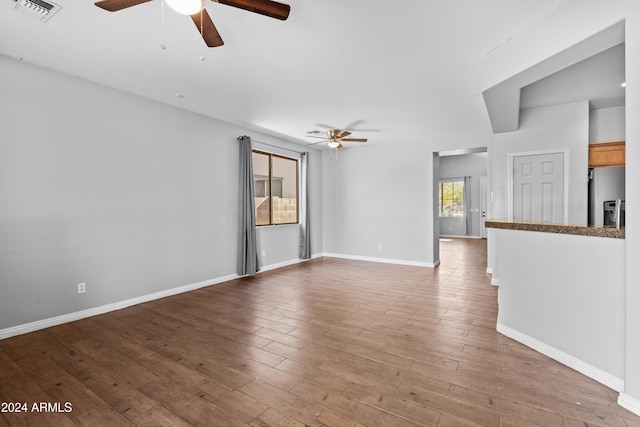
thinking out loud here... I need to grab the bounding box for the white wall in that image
[491,102,590,225]
[624,6,640,409]
[322,142,434,266]
[439,153,488,237]
[497,229,625,388]
[0,55,323,332]
[590,106,626,143]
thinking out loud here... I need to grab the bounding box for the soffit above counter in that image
[482,21,625,134]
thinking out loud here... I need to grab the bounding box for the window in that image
[439,179,464,217]
[252,150,298,225]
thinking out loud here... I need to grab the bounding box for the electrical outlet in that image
[261,250,266,257]
[378,243,383,251]
[77,283,86,294]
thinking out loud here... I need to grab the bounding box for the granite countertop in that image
[485,219,625,239]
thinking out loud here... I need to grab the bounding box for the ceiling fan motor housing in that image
[327,129,340,140]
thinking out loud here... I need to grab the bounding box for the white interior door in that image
[512,152,564,223]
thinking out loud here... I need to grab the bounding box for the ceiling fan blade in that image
[336,131,351,139]
[95,0,151,11]
[337,143,344,149]
[215,0,290,20]
[340,138,368,142]
[191,9,224,47]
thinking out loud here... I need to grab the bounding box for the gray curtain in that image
[463,176,472,235]
[299,152,311,259]
[237,135,259,276]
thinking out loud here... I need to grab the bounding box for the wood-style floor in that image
[1,238,639,426]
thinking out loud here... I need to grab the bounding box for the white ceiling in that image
[0,0,624,147]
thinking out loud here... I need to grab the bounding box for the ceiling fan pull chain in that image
[160,0,166,49]
[199,8,206,61]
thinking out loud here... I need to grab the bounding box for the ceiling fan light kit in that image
[94,0,290,48]
[306,129,368,149]
[164,0,203,15]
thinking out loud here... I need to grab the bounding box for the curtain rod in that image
[238,136,307,155]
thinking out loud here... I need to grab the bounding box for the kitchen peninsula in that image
[486,218,626,394]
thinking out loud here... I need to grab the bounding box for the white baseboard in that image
[0,273,238,340]
[618,392,640,417]
[259,258,305,273]
[0,256,321,341]
[440,234,482,239]
[497,323,624,392]
[490,277,499,286]
[486,267,493,274]
[322,252,438,268]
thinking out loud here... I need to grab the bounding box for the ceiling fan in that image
[94,0,290,47]
[306,129,368,149]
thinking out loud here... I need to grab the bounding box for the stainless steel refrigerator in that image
[588,166,625,226]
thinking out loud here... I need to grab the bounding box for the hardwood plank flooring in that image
[1,238,639,426]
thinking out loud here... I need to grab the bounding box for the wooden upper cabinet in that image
[588,141,625,168]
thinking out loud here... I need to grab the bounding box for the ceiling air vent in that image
[0,0,62,22]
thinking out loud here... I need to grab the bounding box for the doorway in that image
[435,147,488,266]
